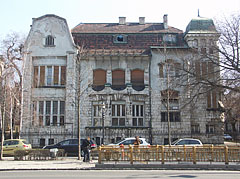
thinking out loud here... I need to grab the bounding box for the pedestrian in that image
[133,136,140,145]
[82,137,91,162]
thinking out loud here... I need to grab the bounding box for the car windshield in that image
[113,139,125,144]
[172,139,180,145]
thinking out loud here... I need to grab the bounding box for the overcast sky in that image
[0,0,239,39]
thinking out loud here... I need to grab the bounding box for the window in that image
[112,103,126,126]
[132,104,144,126]
[33,66,66,87]
[92,103,104,127]
[131,69,144,91]
[159,61,181,78]
[40,138,45,147]
[48,138,54,145]
[206,124,215,134]
[161,89,179,110]
[191,124,200,134]
[163,34,176,44]
[113,34,127,43]
[195,61,215,80]
[112,69,126,90]
[93,69,106,91]
[34,100,65,126]
[161,112,181,122]
[45,35,55,46]
[207,90,218,109]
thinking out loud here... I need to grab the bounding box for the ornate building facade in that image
[21,14,223,147]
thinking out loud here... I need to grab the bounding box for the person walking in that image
[82,137,91,162]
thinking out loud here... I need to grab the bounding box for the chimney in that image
[139,17,145,25]
[163,14,168,29]
[119,17,126,25]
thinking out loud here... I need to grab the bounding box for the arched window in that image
[45,35,55,46]
[131,69,145,91]
[112,69,126,90]
[92,69,106,91]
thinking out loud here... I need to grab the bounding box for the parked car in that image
[224,134,233,141]
[1,139,32,156]
[171,138,203,146]
[43,138,97,156]
[108,137,150,146]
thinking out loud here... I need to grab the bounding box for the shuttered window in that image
[34,66,66,87]
[112,69,125,90]
[60,66,66,85]
[54,66,59,85]
[33,66,39,87]
[131,69,144,91]
[93,69,106,91]
[40,66,45,86]
[207,90,218,109]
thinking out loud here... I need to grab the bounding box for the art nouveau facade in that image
[21,14,223,147]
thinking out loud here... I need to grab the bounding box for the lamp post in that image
[102,102,105,145]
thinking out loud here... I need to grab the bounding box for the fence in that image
[98,145,240,164]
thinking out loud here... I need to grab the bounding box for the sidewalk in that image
[1,157,240,171]
[0,157,96,170]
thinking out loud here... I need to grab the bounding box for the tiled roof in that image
[185,17,217,34]
[71,23,183,34]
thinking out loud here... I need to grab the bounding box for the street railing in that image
[98,145,240,164]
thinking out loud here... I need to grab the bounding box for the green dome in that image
[185,17,217,33]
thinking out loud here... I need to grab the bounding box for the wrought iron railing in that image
[98,145,240,164]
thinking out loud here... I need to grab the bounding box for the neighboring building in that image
[21,14,224,147]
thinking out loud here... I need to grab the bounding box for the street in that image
[0,170,240,179]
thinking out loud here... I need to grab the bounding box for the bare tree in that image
[0,32,25,141]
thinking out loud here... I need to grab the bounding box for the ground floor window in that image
[112,103,126,126]
[206,124,215,134]
[132,103,144,126]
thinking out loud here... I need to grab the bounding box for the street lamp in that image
[101,102,105,145]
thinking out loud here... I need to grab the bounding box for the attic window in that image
[113,35,127,44]
[163,34,176,44]
[45,35,55,46]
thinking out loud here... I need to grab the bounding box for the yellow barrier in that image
[98,145,240,164]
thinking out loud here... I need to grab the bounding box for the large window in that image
[159,60,181,78]
[92,103,103,127]
[33,100,65,126]
[132,103,144,126]
[131,69,144,91]
[112,69,126,90]
[33,66,66,87]
[92,69,106,91]
[161,89,181,122]
[112,103,126,126]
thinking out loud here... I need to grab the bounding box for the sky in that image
[0,0,240,39]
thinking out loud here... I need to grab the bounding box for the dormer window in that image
[45,35,55,46]
[113,34,127,44]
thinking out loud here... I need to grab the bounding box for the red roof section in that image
[71,23,183,34]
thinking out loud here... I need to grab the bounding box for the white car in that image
[171,138,203,146]
[108,137,150,146]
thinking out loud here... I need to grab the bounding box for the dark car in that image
[43,138,97,156]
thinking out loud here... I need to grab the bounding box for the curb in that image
[95,164,240,171]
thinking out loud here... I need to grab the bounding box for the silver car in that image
[171,138,203,146]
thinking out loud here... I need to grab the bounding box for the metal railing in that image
[98,145,240,164]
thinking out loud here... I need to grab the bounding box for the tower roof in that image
[185,17,217,34]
